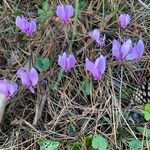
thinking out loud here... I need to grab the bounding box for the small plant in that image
[78,1,87,10]
[82,136,93,149]
[67,142,82,150]
[35,57,51,71]
[15,16,36,36]
[119,13,130,29]
[86,55,106,80]
[38,1,54,19]
[58,52,76,73]
[38,139,60,150]
[112,39,144,61]
[17,67,38,93]
[0,80,18,122]
[80,81,92,96]
[67,123,77,137]
[56,4,74,24]
[142,103,150,121]
[92,135,108,150]
[89,29,105,47]
[129,139,142,150]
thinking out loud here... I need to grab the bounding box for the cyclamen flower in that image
[89,29,105,47]
[119,14,130,29]
[112,39,144,61]
[0,79,18,100]
[56,4,74,23]
[16,16,36,36]
[85,55,106,80]
[17,67,38,93]
[58,52,76,73]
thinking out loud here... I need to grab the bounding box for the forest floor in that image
[0,0,150,149]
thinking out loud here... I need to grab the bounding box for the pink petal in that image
[17,68,31,87]
[121,39,132,59]
[125,53,135,60]
[135,40,144,58]
[89,29,100,42]
[16,16,22,28]
[19,18,29,33]
[125,14,130,27]
[56,5,66,23]
[7,83,18,98]
[95,55,106,74]
[0,81,8,97]
[85,58,100,80]
[66,54,76,72]
[119,14,130,29]
[29,87,35,93]
[58,52,67,71]
[112,39,121,60]
[28,20,36,35]
[29,68,38,86]
[65,5,74,19]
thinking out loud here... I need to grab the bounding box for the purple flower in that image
[58,52,76,73]
[16,16,36,36]
[56,4,74,23]
[119,14,130,29]
[112,39,144,61]
[0,80,18,100]
[17,67,38,93]
[85,55,106,80]
[126,40,144,60]
[89,29,105,47]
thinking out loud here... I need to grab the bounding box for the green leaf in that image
[129,139,142,150]
[143,111,150,121]
[83,136,93,149]
[145,104,150,112]
[92,135,108,150]
[11,11,22,17]
[35,57,51,71]
[38,9,44,15]
[78,1,87,10]
[142,104,150,121]
[67,123,76,137]
[80,81,91,96]
[49,81,58,91]
[42,1,49,11]
[46,10,54,17]
[136,127,150,138]
[67,142,82,150]
[38,139,60,150]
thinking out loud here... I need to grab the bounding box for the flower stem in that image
[0,94,7,123]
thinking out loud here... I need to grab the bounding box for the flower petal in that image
[56,5,66,23]
[125,14,131,27]
[121,39,132,59]
[119,14,130,29]
[7,83,18,98]
[112,39,121,60]
[29,68,38,86]
[16,16,22,28]
[85,58,99,80]
[65,5,74,19]
[134,40,144,58]
[17,68,30,87]
[28,20,36,35]
[89,29,100,42]
[58,52,67,71]
[95,55,106,75]
[66,54,76,72]
[0,81,8,97]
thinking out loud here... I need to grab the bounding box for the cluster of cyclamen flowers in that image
[0,4,144,101]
